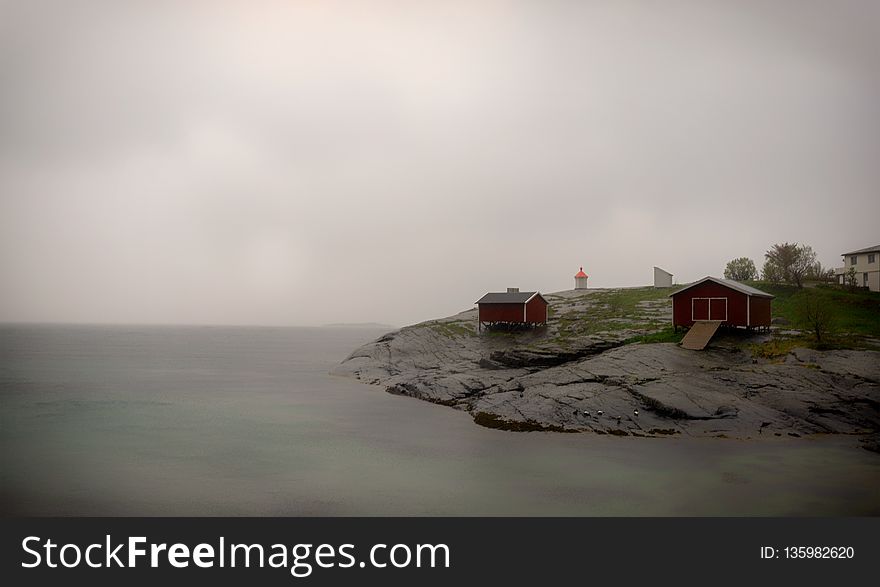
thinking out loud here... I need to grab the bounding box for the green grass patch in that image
[744,281,880,338]
[749,336,804,360]
[624,327,684,345]
[553,287,671,341]
[749,332,874,359]
[591,287,672,315]
[473,412,574,432]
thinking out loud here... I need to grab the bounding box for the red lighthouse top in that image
[575,267,588,278]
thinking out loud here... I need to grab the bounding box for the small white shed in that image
[653,267,673,288]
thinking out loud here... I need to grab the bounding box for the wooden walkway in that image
[681,320,723,350]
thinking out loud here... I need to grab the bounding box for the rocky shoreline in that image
[332,289,880,446]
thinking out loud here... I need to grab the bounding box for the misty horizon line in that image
[0,320,400,330]
[0,282,700,329]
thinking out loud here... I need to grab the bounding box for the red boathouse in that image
[670,277,773,330]
[476,288,549,331]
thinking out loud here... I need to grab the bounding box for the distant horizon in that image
[0,274,838,329]
[0,280,669,328]
[0,320,399,329]
[0,265,856,327]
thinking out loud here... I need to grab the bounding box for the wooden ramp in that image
[681,320,723,350]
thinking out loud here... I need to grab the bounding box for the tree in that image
[794,294,836,345]
[845,267,859,292]
[724,257,759,281]
[761,259,784,283]
[762,242,817,288]
[806,261,834,283]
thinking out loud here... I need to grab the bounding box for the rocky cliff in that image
[332,288,880,442]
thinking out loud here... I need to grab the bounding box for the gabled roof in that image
[842,244,880,256]
[669,277,774,299]
[476,291,545,304]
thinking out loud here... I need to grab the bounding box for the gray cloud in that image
[2,0,879,326]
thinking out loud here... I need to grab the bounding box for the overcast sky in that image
[1,0,878,326]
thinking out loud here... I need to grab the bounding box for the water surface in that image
[1,324,878,515]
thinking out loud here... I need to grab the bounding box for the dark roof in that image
[669,277,774,299]
[842,244,880,256]
[476,291,544,304]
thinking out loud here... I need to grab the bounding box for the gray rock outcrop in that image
[332,289,880,441]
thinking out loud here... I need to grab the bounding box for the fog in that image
[1,0,878,326]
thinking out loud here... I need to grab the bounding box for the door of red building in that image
[692,298,709,321]
[709,298,727,321]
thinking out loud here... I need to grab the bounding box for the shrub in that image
[793,293,837,344]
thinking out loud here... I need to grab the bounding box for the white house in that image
[574,267,589,290]
[835,245,880,292]
[653,266,673,288]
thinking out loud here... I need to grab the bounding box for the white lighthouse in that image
[574,267,589,290]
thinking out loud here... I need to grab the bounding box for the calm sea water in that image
[1,324,878,516]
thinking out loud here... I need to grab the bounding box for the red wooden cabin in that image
[669,277,773,330]
[476,288,548,331]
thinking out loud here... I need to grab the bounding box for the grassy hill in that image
[746,282,880,336]
[423,282,880,352]
[743,281,880,352]
[552,282,880,351]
